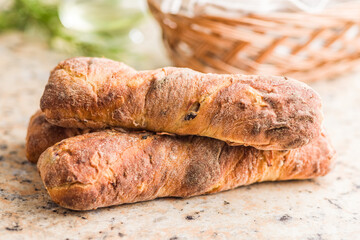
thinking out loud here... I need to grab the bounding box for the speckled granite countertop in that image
[0,33,359,240]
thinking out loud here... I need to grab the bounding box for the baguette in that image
[26,110,92,163]
[37,130,334,211]
[40,57,323,150]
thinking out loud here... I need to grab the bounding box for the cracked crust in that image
[40,57,323,150]
[37,130,334,210]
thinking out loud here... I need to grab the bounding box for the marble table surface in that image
[0,33,359,240]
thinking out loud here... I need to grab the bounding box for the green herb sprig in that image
[0,0,145,61]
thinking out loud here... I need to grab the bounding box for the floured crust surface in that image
[37,130,334,210]
[40,57,323,150]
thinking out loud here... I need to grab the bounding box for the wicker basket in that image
[148,0,360,82]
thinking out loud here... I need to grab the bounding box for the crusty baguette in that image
[37,130,334,211]
[26,110,92,163]
[40,57,323,150]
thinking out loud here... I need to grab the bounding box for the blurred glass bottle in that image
[59,0,146,33]
[58,0,168,69]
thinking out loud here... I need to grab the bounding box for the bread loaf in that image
[26,110,92,163]
[40,57,323,150]
[37,130,334,210]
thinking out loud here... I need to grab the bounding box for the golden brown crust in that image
[40,57,323,150]
[37,130,334,211]
[25,110,92,163]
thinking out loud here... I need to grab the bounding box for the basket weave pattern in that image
[148,0,360,82]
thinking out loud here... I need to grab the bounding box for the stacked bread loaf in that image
[26,57,335,210]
